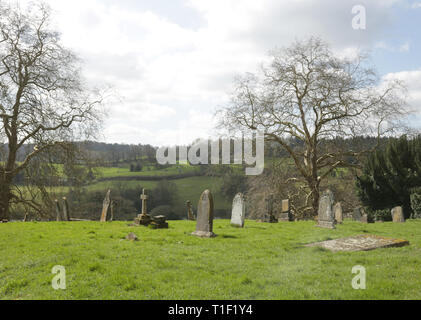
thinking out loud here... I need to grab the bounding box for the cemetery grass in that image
[1,220,421,300]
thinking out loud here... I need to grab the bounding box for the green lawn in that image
[1,220,420,300]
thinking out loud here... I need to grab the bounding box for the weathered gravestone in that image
[361,214,369,224]
[353,207,363,222]
[192,190,217,238]
[392,206,405,223]
[150,215,169,229]
[186,201,196,221]
[231,193,245,228]
[62,197,71,221]
[334,202,343,224]
[100,190,111,222]
[278,199,293,222]
[110,200,117,222]
[306,235,410,252]
[317,190,336,229]
[55,200,63,222]
[259,195,278,223]
[133,189,152,226]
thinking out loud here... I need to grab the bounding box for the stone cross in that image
[192,190,216,238]
[140,189,148,215]
[133,189,151,226]
[231,193,245,228]
[392,206,405,223]
[317,190,336,229]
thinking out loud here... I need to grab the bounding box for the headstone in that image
[186,201,196,221]
[231,193,245,228]
[353,207,363,222]
[55,200,62,222]
[110,200,116,222]
[125,233,138,241]
[334,203,343,224]
[62,197,71,221]
[278,199,292,222]
[260,195,278,223]
[392,206,405,223]
[133,189,152,226]
[100,190,111,222]
[150,215,169,229]
[361,214,369,224]
[192,190,217,238]
[317,190,336,229]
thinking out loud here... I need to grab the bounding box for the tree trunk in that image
[312,188,320,218]
[0,177,13,221]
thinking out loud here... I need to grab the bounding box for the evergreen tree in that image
[356,136,421,218]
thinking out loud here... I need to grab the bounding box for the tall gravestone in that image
[392,206,405,223]
[186,201,196,221]
[317,190,336,229]
[100,190,111,222]
[334,202,343,224]
[261,195,278,223]
[231,193,245,228]
[192,190,217,238]
[62,197,71,221]
[55,200,62,222]
[353,207,363,222]
[279,199,292,222]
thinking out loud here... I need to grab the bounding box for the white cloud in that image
[383,69,421,115]
[374,41,410,52]
[15,0,418,145]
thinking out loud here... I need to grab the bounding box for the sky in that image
[16,0,421,146]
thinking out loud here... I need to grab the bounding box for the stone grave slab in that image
[306,235,410,252]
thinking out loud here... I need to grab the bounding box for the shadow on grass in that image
[220,235,238,239]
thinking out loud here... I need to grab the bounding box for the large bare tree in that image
[0,2,104,220]
[219,37,409,217]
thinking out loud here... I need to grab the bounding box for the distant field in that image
[48,176,231,214]
[88,176,231,213]
[96,164,200,178]
[1,220,420,300]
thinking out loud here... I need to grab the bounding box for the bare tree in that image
[0,2,104,220]
[218,37,409,217]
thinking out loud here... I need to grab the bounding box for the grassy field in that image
[50,176,232,214]
[96,164,200,178]
[1,220,420,300]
